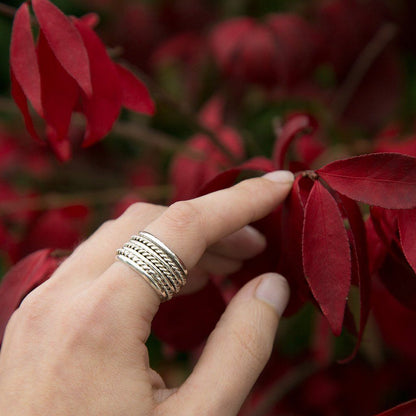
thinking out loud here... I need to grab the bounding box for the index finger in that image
[144,170,294,270]
[93,170,294,343]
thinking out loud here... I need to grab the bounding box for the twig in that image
[332,23,398,120]
[249,362,319,416]
[0,2,37,25]
[0,3,16,20]
[0,96,205,159]
[111,120,204,159]
[0,186,172,214]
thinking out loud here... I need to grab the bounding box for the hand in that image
[0,171,293,416]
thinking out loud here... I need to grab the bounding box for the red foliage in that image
[317,153,416,209]
[209,14,320,88]
[170,97,244,202]
[303,181,351,335]
[16,205,90,260]
[375,399,416,416]
[0,249,63,344]
[3,1,416,413]
[10,0,155,160]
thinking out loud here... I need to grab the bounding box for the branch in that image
[111,120,205,160]
[249,362,319,416]
[0,185,172,214]
[0,96,204,160]
[332,23,398,120]
[0,3,16,20]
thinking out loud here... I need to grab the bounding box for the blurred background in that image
[1,0,416,414]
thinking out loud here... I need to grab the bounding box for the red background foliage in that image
[1,0,416,414]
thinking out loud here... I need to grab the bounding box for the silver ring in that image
[116,231,188,301]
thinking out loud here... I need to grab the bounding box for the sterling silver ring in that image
[116,231,188,301]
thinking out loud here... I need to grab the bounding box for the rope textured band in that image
[116,231,188,301]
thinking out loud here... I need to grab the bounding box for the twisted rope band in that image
[116,231,188,301]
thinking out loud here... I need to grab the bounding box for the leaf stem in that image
[111,119,205,160]
[301,170,319,181]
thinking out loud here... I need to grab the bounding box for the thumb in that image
[162,273,290,416]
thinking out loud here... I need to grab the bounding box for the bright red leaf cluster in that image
[10,0,155,161]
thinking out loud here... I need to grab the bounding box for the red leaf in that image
[18,206,89,258]
[337,195,371,362]
[210,14,320,88]
[317,153,416,209]
[374,399,416,416]
[10,70,43,145]
[10,3,42,116]
[199,95,225,130]
[32,0,92,96]
[280,176,313,315]
[0,249,61,344]
[398,208,416,274]
[209,18,254,76]
[152,279,226,349]
[303,181,351,335]
[79,13,100,28]
[73,19,122,147]
[170,127,244,202]
[197,157,274,197]
[37,31,79,152]
[266,14,322,86]
[294,133,325,166]
[116,64,155,115]
[273,113,318,170]
[46,127,72,162]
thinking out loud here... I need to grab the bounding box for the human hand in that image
[0,171,293,416]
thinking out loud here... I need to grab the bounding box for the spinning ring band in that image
[116,231,188,301]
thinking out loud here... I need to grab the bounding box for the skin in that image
[0,172,293,416]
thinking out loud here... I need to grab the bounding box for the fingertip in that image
[254,273,290,317]
[262,170,295,184]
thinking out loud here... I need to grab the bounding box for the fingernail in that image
[263,170,294,184]
[255,273,290,316]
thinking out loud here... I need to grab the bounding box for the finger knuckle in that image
[163,201,202,233]
[16,286,51,325]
